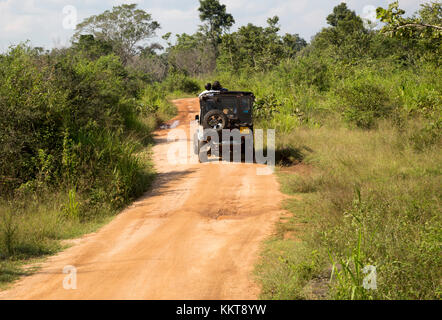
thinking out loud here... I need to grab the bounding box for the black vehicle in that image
[194,91,255,163]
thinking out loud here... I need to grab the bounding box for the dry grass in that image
[256,119,441,299]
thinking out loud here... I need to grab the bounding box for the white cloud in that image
[150,6,200,35]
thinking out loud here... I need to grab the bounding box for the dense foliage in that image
[74,4,161,65]
[0,45,151,206]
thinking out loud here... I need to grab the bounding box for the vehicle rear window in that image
[241,97,251,111]
[220,97,237,109]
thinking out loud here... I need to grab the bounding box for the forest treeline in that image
[0,1,441,299]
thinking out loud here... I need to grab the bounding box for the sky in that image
[0,0,429,52]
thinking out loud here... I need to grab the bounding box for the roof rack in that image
[200,91,254,97]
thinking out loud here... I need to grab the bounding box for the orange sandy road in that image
[0,98,286,300]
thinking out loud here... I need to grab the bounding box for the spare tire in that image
[202,109,228,131]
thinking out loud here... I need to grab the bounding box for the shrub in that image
[163,72,200,94]
[254,93,282,120]
[0,212,18,258]
[410,119,442,151]
[0,45,154,206]
[277,55,331,91]
[338,82,396,129]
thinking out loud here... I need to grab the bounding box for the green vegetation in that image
[0,4,187,286]
[74,4,161,65]
[0,0,440,299]
[198,0,235,54]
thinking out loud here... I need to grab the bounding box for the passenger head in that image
[205,83,212,91]
[212,81,222,91]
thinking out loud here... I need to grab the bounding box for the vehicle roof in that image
[203,91,254,96]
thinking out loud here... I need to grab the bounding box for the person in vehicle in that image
[198,83,214,98]
[212,81,228,92]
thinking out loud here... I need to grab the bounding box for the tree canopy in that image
[198,0,235,53]
[74,4,160,64]
[377,1,441,63]
[216,17,305,73]
[377,1,442,38]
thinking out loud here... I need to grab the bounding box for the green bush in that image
[254,93,282,120]
[0,45,154,208]
[410,119,442,151]
[163,72,200,94]
[278,55,331,91]
[338,82,397,129]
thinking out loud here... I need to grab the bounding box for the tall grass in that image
[256,120,441,300]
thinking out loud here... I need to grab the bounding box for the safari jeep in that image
[194,91,255,163]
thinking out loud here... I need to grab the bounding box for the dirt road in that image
[0,98,285,300]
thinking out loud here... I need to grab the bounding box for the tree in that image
[74,4,160,64]
[71,35,114,60]
[198,0,235,54]
[311,3,369,62]
[376,1,441,64]
[327,2,353,26]
[420,1,442,26]
[377,1,442,37]
[282,33,307,59]
[326,2,364,32]
[167,32,216,76]
[217,17,306,72]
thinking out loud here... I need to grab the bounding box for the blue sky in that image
[0,0,428,52]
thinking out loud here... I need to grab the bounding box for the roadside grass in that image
[0,161,149,289]
[0,197,115,289]
[0,193,109,288]
[0,260,36,289]
[255,119,441,300]
[255,189,328,300]
[167,92,199,100]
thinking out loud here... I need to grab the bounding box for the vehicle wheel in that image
[202,110,227,131]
